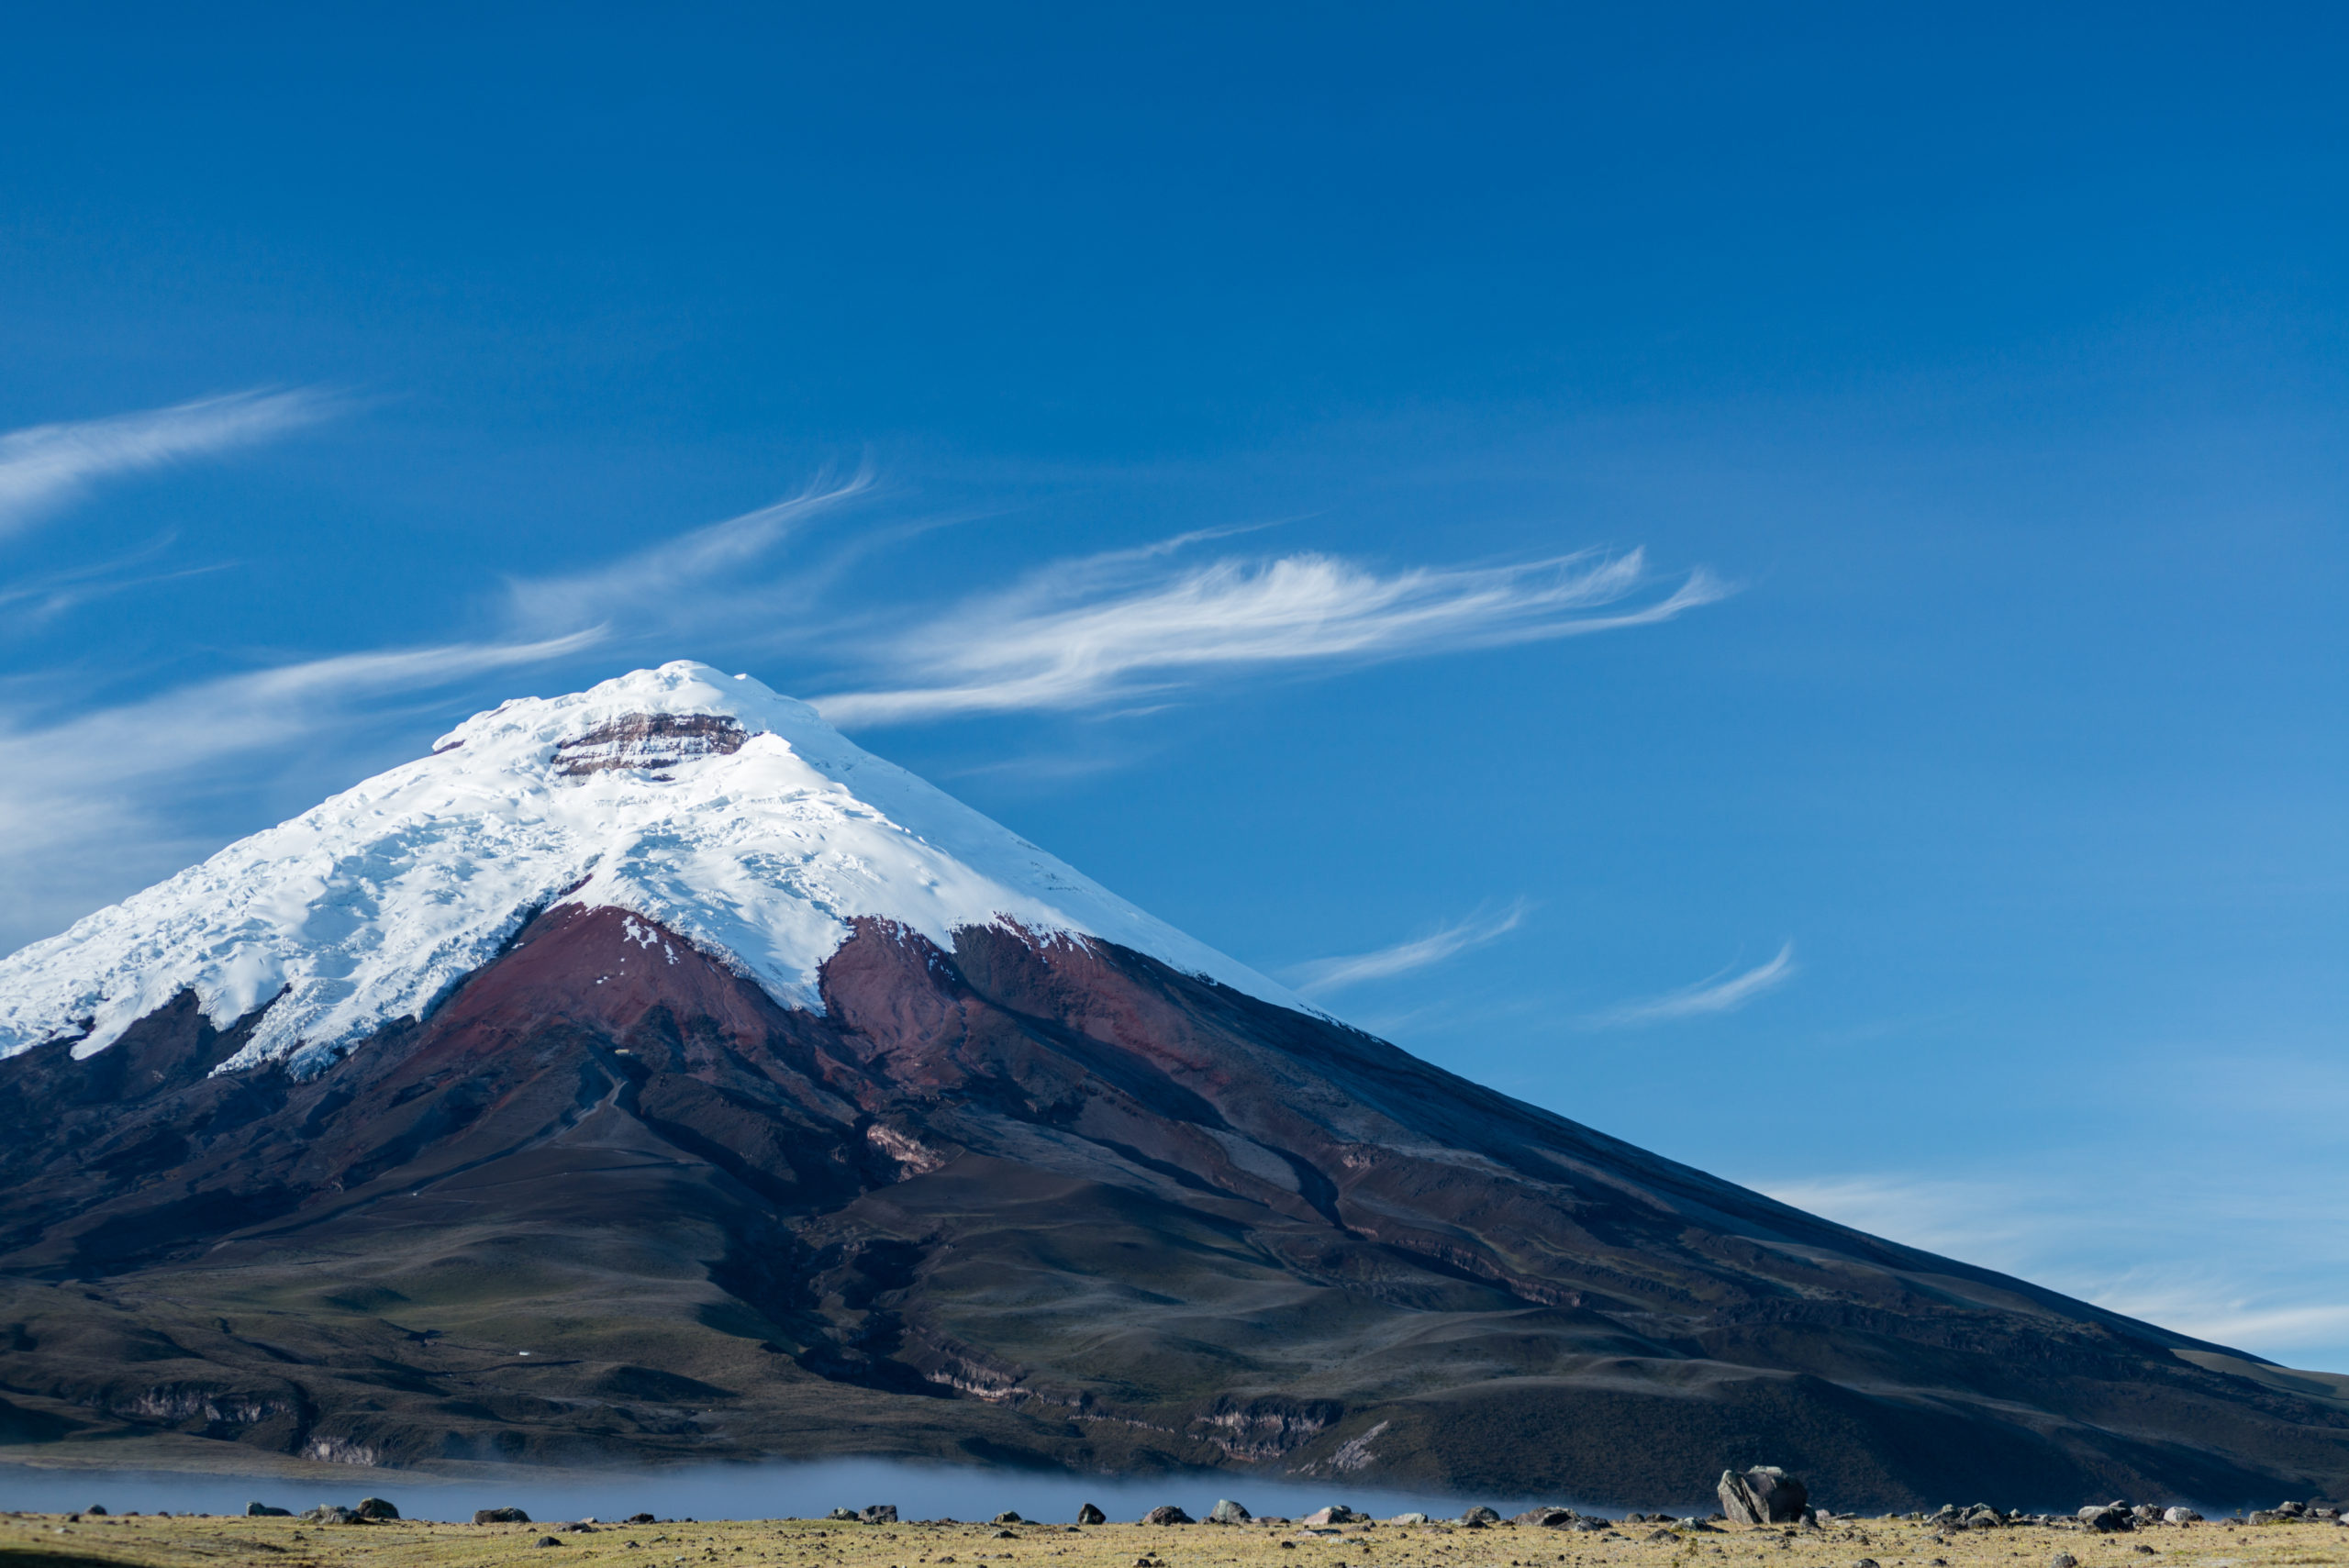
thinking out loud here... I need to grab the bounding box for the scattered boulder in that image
[304,1506,362,1525]
[247,1503,293,1518]
[1514,1507,1578,1529]
[996,1514,1026,1526]
[628,1514,658,1525]
[1461,1507,1500,1527]
[1302,1506,1360,1528]
[355,1498,400,1521]
[85,1507,107,1518]
[2051,1555,2078,1568]
[2131,1506,2161,1525]
[1209,1500,1253,1525]
[1854,1560,1880,1568]
[533,1535,564,1548]
[1143,1506,1195,1526]
[474,1507,533,1525]
[829,1509,861,1522]
[2079,1507,2132,1533]
[2163,1508,2200,1525]
[992,1529,1019,1539]
[2247,1512,2281,1526]
[1078,1505,1107,1526]
[862,1506,899,1525]
[1720,1469,1809,1526]
[1390,1513,1430,1526]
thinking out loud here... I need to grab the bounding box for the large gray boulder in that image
[861,1506,899,1525]
[1718,1468,1809,1526]
[1208,1500,1253,1525]
[474,1507,532,1525]
[1143,1506,1195,1526]
[1077,1505,1107,1526]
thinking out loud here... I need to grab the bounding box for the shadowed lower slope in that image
[1,904,2343,1507]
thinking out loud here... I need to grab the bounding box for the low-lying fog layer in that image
[0,1456,1577,1523]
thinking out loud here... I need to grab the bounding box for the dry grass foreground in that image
[4,1510,2347,1568]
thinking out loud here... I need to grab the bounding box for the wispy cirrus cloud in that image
[1286,900,1532,997]
[1756,1172,2349,1367]
[503,468,879,637]
[0,389,336,537]
[1586,941,1797,1027]
[6,435,1729,953]
[812,546,1731,725]
[0,388,617,952]
[0,631,603,953]
[0,533,237,629]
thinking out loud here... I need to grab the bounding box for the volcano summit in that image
[0,662,2343,1507]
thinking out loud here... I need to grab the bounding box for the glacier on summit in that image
[0,661,1302,1075]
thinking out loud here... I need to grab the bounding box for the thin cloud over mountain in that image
[0,389,334,537]
[0,418,1724,958]
[1586,941,1797,1027]
[1286,899,1531,997]
[814,548,1729,725]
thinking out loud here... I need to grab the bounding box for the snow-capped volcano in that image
[0,661,1297,1075]
[1,665,2342,1506]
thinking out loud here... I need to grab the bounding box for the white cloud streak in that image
[504,469,877,636]
[20,633,605,780]
[1286,900,1532,997]
[1757,1173,2349,1367]
[0,389,334,537]
[813,547,1731,725]
[0,632,602,954]
[5,419,1731,958]
[1586,941,1797,1026]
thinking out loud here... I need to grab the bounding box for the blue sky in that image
[4,6,2346,1368]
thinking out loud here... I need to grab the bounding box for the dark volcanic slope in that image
[2,905,2343,1507]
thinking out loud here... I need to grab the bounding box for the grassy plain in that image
[3,1509,2344,1568]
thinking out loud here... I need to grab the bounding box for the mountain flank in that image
[1,665,2343,1507]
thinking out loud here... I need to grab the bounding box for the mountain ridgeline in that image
[1,664,2343,1507]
